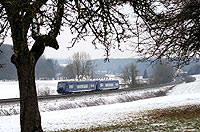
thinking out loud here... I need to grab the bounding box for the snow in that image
[41,93,200,131]
[168,75,200,96]
[0,81,19,99]
[0,80,61,99]
[1,75,200,132]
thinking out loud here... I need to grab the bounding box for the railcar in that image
[96,80,119,91]
[57,80,119,94]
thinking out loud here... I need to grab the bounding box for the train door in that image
[96,81,105,90]
[95,81,100,90]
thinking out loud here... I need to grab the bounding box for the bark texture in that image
[16,53,43,132]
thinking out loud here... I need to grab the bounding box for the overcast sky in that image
[44,6,136,60]
[43,28,137,60]
[4,29,136,60]
[4,5,137,60]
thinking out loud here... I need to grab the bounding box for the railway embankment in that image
[0,84,176,116]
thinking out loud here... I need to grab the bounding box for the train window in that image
[77,85,81,89]
[105,83,114,87]
[91,84,95,88]
[84,84,89,88]
[100,83,104,87]
[57,82,65,89]
[68,84,74,89]
[77,84,89,89]
[115,82,119,86]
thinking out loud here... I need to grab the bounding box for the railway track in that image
[0,79,183,104]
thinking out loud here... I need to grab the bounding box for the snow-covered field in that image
[1,75,200,132]
[0,80,61,99]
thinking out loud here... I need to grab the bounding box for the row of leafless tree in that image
[120,61,175,87]
[62,52,95,80]
[61,52,175,87]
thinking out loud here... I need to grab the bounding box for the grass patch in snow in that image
[54,104,200,132]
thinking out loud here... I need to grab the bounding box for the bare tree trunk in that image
[18,62,42,132]
[12,52,43,132]
[10,33,43,131]
[3,0,63,131]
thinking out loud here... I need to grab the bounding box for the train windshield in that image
[57,82,66,89]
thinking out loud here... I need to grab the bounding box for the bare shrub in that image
[184,76,196,83]
[37,87,51,96]
[154,91,166,97]
[0,107,19,116]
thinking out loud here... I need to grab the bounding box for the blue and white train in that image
[57,80,119,94]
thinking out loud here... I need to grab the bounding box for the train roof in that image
[58,80,119,84]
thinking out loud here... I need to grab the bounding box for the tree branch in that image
[30,35,59,63]
[64,0,135,60]
[24,0,48,32]
[49,0,64,37]
[30,0,64,62]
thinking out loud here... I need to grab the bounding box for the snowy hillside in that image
[1,75,200,132]
[168,75,200,96]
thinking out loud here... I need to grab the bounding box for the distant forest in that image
[93,59,153,76]
[1,44,200,80]
[58,58,154,76]
[0,44,60,80]
[0,44,17,80]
